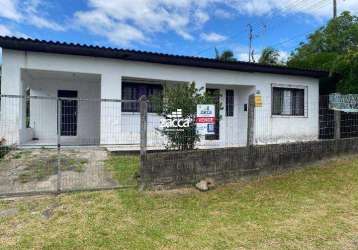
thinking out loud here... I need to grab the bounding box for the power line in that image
[195,0,332,57]
[195,0,304,56]
[255,0,331,34]
[261,0,332,48]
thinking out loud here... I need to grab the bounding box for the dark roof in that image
[0,36,329,78]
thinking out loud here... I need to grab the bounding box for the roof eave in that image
[0,36,329,78]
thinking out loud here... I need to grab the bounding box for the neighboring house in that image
[0,36,328,147]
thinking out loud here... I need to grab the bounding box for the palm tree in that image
[258,47,280,65]
[215,48,237,62]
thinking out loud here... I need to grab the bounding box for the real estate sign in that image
[196,104,215,135]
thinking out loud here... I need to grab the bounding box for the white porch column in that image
[100,73,122,145]
[0,50,26,145]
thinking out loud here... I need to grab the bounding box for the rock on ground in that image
[195,177,216,192]
[195,180,208,191]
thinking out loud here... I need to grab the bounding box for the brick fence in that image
[140,138,358,188]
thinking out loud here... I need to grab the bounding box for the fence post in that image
[139,95,148,157]
[334,110,341,139]
[247,94,255,147]
[139,96,148,191]
[56,98,62,194]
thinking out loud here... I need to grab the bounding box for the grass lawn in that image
[2,154,358,249]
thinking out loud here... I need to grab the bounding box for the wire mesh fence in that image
[1,93,358,196]
[145,93,358,150]
[319,95,358,140]
[0,95,140,197]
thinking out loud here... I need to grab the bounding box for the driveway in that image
[0,148,119,196]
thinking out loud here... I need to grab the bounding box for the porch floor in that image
[21,140,243,151]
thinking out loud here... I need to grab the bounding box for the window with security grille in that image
[272,87,305,116]
[122,82,162,112]
[226,89,234,117]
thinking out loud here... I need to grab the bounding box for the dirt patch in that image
[2,150,88,183]
[0,148,119,196]
[41,203,60,220]
[0,208,18,218]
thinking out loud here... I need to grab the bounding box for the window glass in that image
[205,88,220,140]
[122,82,162,112]
[226,90,234,117]
[272,87,304,116]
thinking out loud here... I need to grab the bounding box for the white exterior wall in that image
[23,78,100,145]
[255,84,318,144]
[0,50,26,144]
[0,49,320,146]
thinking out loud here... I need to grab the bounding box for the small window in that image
[122,82,162,112]
[25,88,30,128]
[272,87,305,116]
[226,90,234,117]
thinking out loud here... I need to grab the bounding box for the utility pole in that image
[333,0,337,18]
[333,0,341,140]
[247,23,266,63]
[247,24,253,63]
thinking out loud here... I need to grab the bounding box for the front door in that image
[205,88,220,140]
[58,90,78,136]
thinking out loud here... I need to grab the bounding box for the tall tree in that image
[258,47,280,65]
[288,11,358,93]
[215,48,237,62]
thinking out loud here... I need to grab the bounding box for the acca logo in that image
[199,105,214,116]
[160,109,191,129]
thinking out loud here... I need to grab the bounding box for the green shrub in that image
[0,137,10,159]
[151,82,222,150]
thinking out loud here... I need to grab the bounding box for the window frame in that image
[271,84,308,118]
[225,89,234,117]
[205,88,220,141]
[121,81,162,113]
[25,88,31,128]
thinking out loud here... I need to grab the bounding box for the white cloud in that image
[237,53,247,62]
[0,24,28,38]
[0,24,14,36]
[236,46,290,63]
[1,0,357,49]
[27,15,65,31]
[234,45,251,62]
[75,0,358,47]
[214,9,234,19]
[195,10,210,25]
[74,0,217,45]
[75,10,146,45]
[201,32,227,42]
[0,0,22,21]
[278,50,290,62]
[23,0,65,31]
[226,0,358,17]
[0,0,64,33]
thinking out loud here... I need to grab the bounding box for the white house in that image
[0,36,328,148]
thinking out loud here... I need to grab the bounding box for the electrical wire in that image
[195,0,333,57]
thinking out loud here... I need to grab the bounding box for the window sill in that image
[122,112,158,115]
[271,115,308,118]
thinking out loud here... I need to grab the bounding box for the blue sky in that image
[0,0,357,62]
